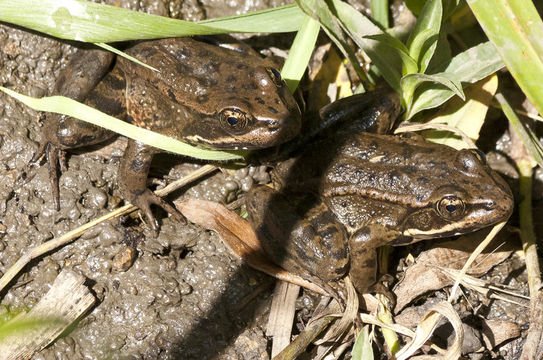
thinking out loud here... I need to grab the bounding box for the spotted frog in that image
[35,37,301,232]
[246,90,514,296]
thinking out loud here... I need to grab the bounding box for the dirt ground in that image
[0,0,538,359]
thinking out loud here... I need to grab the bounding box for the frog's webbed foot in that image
[32,141,66,211]
[132,189,186,235]
[119,139,187,236]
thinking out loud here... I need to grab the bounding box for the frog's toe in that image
[134,190,187,234]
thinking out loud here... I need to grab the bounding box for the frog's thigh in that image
[348,226,397,294]
[247,186,349,283]
[54,48,115,100]
[43,113,114,150]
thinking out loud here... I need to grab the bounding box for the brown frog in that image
[246,90,514,297]
[34,37,301,232]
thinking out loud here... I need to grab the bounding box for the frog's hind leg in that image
[33,47,118,209]
[33,113,117,210]
[246,185,350,302]
[348,226,399,297]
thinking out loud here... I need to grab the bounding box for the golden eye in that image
[266,67,283,86]
[220,108,248,129]
[470,149,486,164]
[436,196,465,220]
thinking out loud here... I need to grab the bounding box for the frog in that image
[33,37,302,232]
[246,89,514,297]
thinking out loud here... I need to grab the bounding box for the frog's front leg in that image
[348,226,401,294]
[246,185,349,299]
[119,139,185,234]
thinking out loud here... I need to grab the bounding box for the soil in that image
[0,0,537,359]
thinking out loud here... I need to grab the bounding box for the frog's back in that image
[118,37,301,149]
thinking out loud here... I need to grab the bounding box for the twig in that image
[448,221,507,302]
[0,164,218,294]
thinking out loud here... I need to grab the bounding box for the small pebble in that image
[112,246,137,272]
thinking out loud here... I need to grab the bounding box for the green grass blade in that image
[406,0,442,73]
[95,43,158,72]
[296,0,368,81]
[0,87,244,161]
[371,0,389,28]
[281,15,321,93]
[200,4,305,32]
[351,326,374,360]
[366,33,418,74]
[402,72,464,113]
[466,0,543,117]
[0,0,303,42]
[329,0,402,90]
[406,41,504,119]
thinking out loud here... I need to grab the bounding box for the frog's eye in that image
[469,149,486,164]
[266,67,283,86]
[220,108,248,129]
[436,195,465,220]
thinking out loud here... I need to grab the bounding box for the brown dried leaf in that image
[481,319,521,349]
[394,229,517,312]
[396,302,463,360]
[176,198,326,295]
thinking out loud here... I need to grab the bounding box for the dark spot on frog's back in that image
[242,82,258,91]
[226,84,236,93]
[268,106,278,114]
[197,77,219,88]
[167,89,177,102]
[198,49,212,58]
[174,48,191,60]
[204,61,220,73]
[226,75,236,83]
[197,94,209,104]
[134,47,158,59]
[176,62,192,74]
[255,97,265,104]
[417,176,429,185]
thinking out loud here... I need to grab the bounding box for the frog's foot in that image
[32,141,65,211]
[132,189,186,235]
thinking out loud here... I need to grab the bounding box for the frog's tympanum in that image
[246,90,514,296]
[34,38,301,232]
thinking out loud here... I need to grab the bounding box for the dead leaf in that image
[426,74,499,149]
[176,198,326,295]
[394,229,517,312]
[481,319,521,349]
[395,301,463,360]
